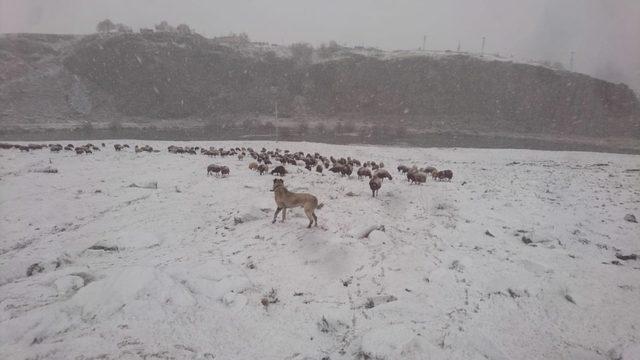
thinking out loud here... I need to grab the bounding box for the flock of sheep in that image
[197,144,453,196]
[1,142,453,197]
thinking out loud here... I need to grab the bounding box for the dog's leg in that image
[304,209,314,228]
[312,212,318,227]
[304,208,313,227]
[272,207,282,223]
[281,207,287,222]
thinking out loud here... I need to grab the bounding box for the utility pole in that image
[271,85,279,142]
[275,100,279,142]
[481,37,486,57]
[457,40,461,52]
[422,35,426,51]
[570,51,575,71]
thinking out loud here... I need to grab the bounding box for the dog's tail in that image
[316,202,324,210]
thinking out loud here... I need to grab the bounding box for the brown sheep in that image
[397,165,410,173]
[220,166,230,177]
[316,164,323,173]
[271,165,287,176]
[341,165,353,177]
[248,162,259,171]
[135,145,153,152]
[257,164,269,175]
[49,144,63,152]
[424,166,437,174]
[433,170,453,181]
[207,164,222,176]
[369,176,382,197]
[374,169,393,181]
[357,167,372,179]
[28,144,46,150]
[406,171,414,182]
[406,166,419,181]
[329,164,344,174]
[409,172,428,184]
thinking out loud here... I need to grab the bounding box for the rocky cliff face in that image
[1,32,639,138]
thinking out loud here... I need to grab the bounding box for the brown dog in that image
[271,178,323,228]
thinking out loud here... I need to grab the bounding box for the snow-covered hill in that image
[0,141,639,359]
[3,33,639,142]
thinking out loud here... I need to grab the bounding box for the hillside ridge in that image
[1,32,638,145]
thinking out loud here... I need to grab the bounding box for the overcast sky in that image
[1,0,639,92]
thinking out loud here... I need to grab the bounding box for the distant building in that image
[140,28,154,34]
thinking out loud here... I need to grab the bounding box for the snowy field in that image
[0,140,639,360]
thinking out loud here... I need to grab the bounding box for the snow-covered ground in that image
[1,141,639,360]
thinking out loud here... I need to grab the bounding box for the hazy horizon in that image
[1,0,639,92]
